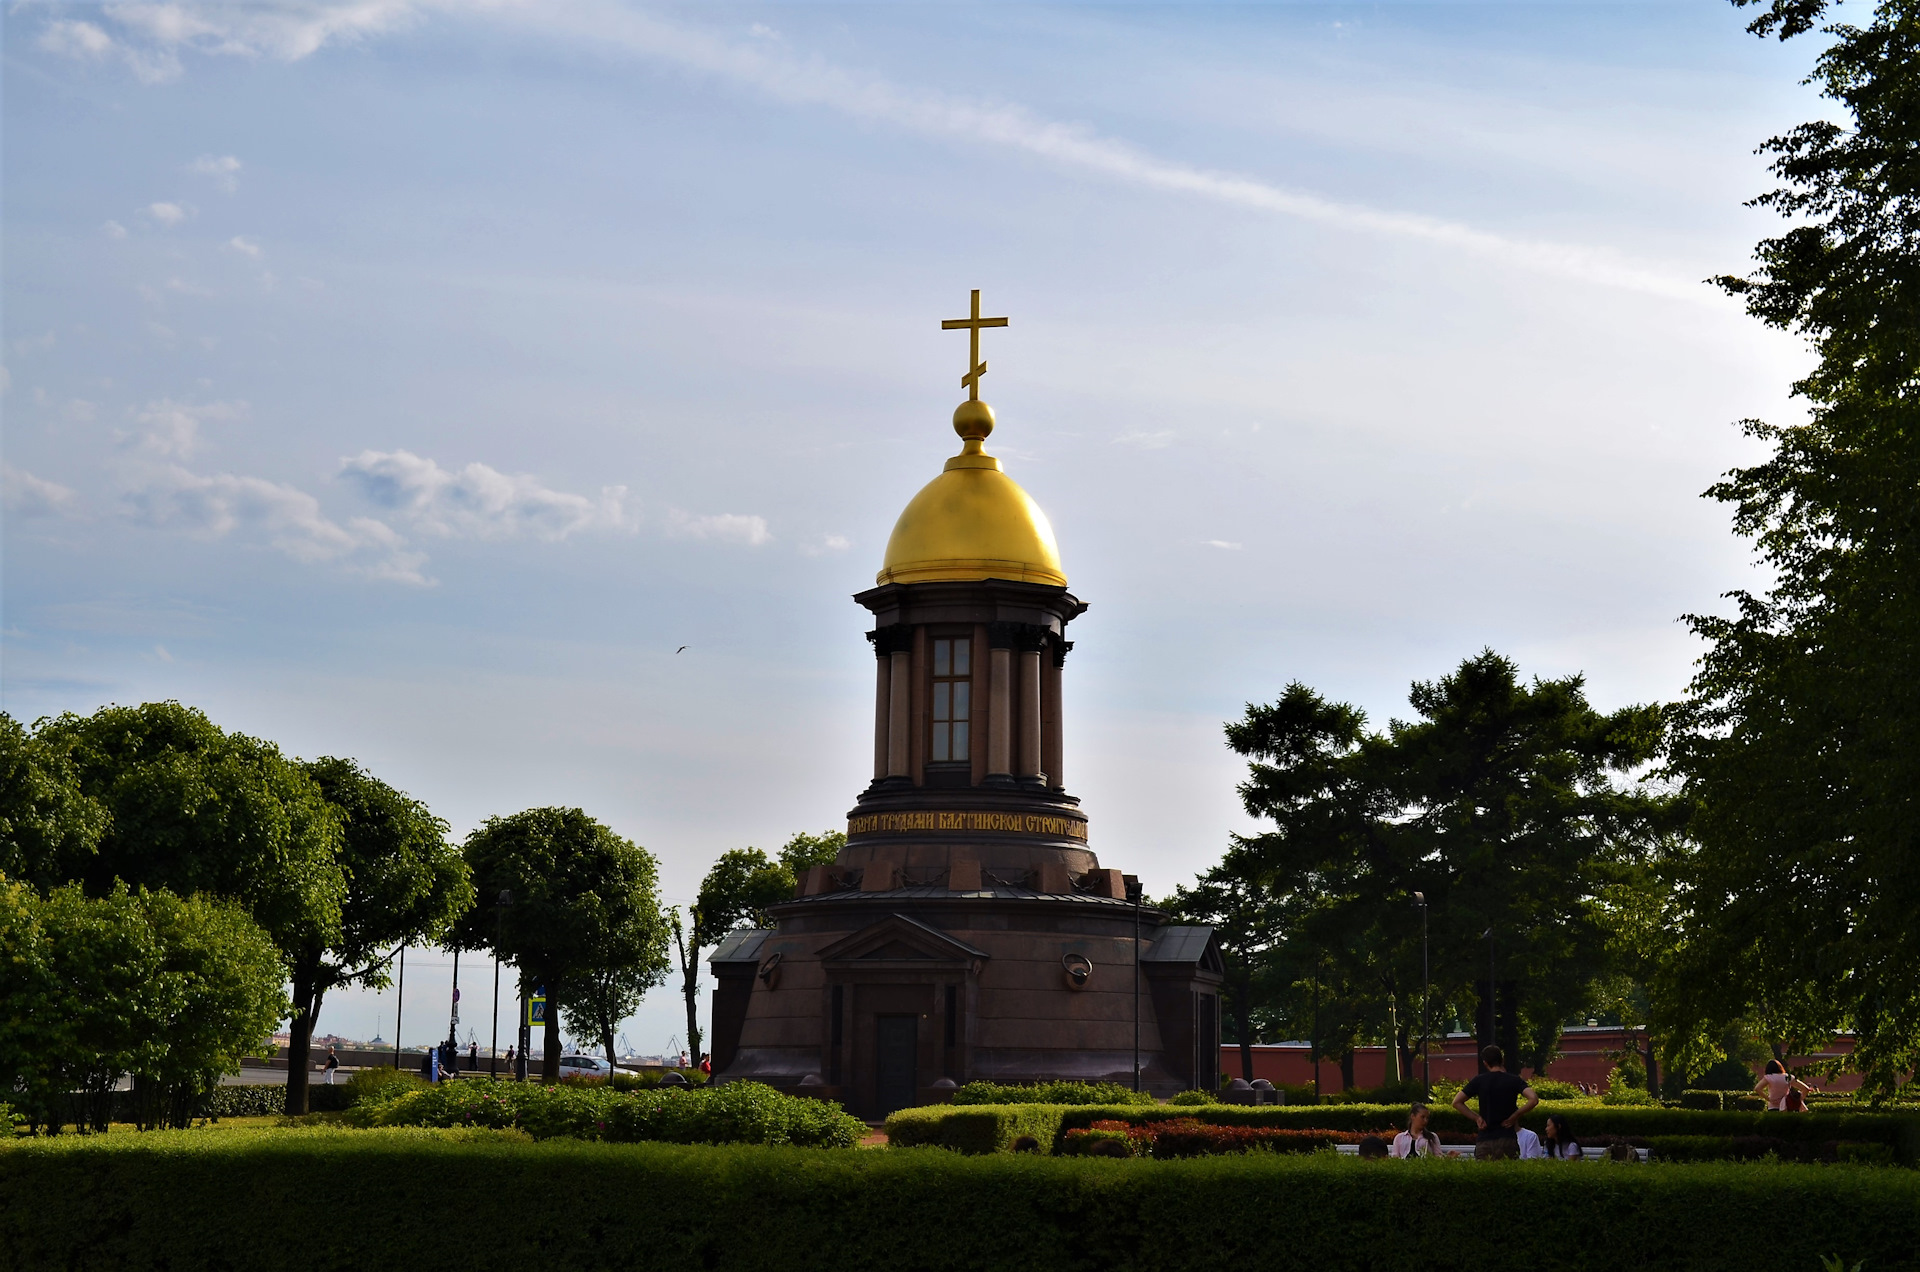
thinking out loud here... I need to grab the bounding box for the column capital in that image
[1052,639,1074,669]
[987,620,1050,652]
[867,625,914,657]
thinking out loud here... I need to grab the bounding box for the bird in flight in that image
[675,646,689,654]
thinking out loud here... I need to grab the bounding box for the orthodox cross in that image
[941,289,1008,401]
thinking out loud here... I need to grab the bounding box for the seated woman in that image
[1540,1113,1580,1159]
[1755,1059,1814,1111]
[1390,1103,1442,1158]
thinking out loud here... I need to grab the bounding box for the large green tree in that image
[457,808,668,1082]
[33,703,346,970]
[1663,0,1920,1094]
[0,714,108,890]
[282,758,472,1114]
[1206,653,1669,1088]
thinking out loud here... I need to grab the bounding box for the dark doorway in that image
[875,1015,918,1115]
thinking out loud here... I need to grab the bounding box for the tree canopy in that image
[457,807,669,1081]
[1663,0,1920,1093]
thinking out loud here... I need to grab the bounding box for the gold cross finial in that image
[941,289,1008,401]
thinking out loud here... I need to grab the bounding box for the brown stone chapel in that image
[708,293,1223,1118]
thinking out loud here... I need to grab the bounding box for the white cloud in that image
[131,398,248,459]
[667,509,773,547]
[146,202,188,226]
[39,19,114,59]
[1114,430,1177,450]
[3,465,81,519]
[228,235,262,258]
[339,449,637,541]
[103,220,129,239]
[121,464,428,584]
[1205,539,1244,550]
[799,532,851,557]
[190,153,243,193]
[748,23,781,41]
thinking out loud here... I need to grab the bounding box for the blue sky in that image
[3,1,1818,1055]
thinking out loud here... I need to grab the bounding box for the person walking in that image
[469,1041,479,1071]
[1756,1059,1814,1111]
[1453,1045,1537,1156]
[1391,1104,1442,1158]
[323,1045,339,1085]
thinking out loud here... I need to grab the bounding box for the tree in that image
[0,879,284,1132]
[1662,0,1920,1095]
[1205,654,1669,1089]
[0,714,108,890]
[34,702,346,975]
[456,808,668,1082]
[281,758,472,1114]
[777,829,846,878]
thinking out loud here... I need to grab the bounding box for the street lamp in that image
[491,889,513,1080]
[1126,877,1143,1093]
[391,944,407,1069]
[1483,927,1496,1072]
[1413,892,1430,1099]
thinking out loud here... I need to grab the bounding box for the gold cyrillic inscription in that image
[848,811,1088,840]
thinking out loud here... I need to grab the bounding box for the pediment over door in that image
[818,914,989,972]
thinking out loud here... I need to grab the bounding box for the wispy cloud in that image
[228,236,262,258]
[146,201,188,226]
[130,398,248,459]
[1114,430,1177,450]
[122,464,428,583]
[190,153,243,193]
[3,465,81,519]
[339,449,637,541]
[103,219,129,239]
[44,1,1701,300]
[1205,539,1244,551]
[667,509,773,547]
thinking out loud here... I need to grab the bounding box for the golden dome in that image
[877,400,1067,587]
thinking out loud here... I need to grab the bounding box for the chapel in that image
[708,293,1223,1118]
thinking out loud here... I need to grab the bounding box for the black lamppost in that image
[491,890,512,1079]
[1413,892,1430,1098]
[391,944,407,1069]
[1126,877,1143,1093]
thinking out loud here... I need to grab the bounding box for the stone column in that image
[887,650,912,778]
[873,651,891,782]
[1017,648,1043,782]
[1043,641,1064,790]
[987,647,1013,780]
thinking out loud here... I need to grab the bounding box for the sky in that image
[2,0,1822,1057]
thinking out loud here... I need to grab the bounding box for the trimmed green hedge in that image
[890,1102,1920,1162]
[4,1127,1918,1270]
[360,1078,864,1148]
[950,1080,1155,1106]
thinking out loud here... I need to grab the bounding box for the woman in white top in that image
[1540,1113,1580,1159]
[1755,1059,1814,1110]
[1390,1104,1443,1158]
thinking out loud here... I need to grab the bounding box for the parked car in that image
[557,1053,614,1079]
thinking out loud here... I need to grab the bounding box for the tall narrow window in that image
[930,637,971,762]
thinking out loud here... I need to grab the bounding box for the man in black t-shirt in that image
[1453,1045,1538,1146]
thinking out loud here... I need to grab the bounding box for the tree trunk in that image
[603,1023,617,1071]
[1339,1047,1356,1092]
[285,959,318,1116]
[682,941,703,1064]
[543,985,562,1083]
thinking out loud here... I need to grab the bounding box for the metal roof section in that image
[1143,925,1218,965]
[816,913,991,964]
[795,884,1138,906]
[707,928,773,964]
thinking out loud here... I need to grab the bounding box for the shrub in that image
[885,1104,1071,1154]
[364,1079,862,1148]
[346,1066,425,1105]
[7,1128,1920,1270]
[950,1080,1154,1107]
[1529,1078,1588,1101]
[207,1086,286,1119]
[1168,1089,1217,1106]
[1602,1067,1658,1106]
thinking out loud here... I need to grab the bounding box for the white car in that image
[557,1054,614,1079]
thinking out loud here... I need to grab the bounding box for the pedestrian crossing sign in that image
[527,987,546,1028]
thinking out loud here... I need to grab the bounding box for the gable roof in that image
[815,913,990,965]
[1143,925,1223,972]
[708,928,773,965]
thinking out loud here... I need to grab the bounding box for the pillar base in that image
[979,773,1019,789]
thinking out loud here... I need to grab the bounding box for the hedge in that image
[4,1127,1918,1271]
[951,1080,1156,1106]
[888,1102,1920,1162]
[360,1078,865,1148]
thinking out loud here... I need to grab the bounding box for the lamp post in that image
[1413,892,1430,1099]
[491,890,512,1080]
[1482,926,1496,1072]
[1126,877,1143,1093]
[391,944,406,1069]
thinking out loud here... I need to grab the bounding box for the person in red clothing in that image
[698,1053,711,1075]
